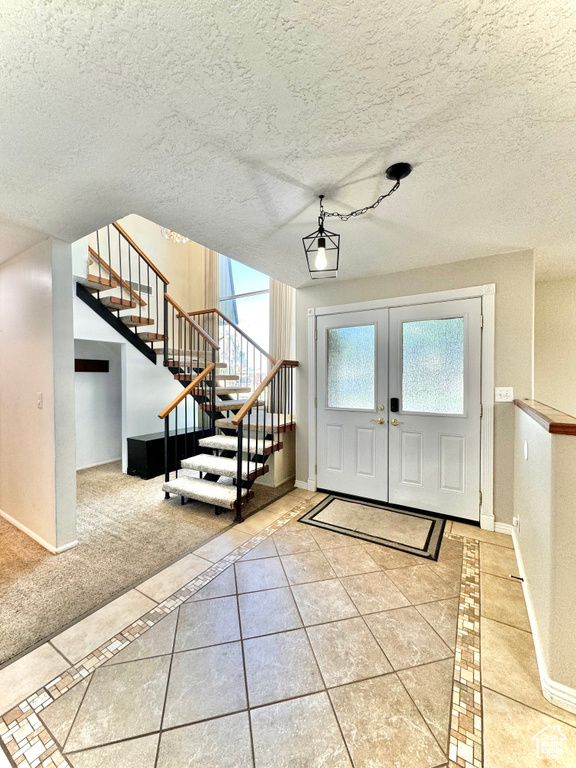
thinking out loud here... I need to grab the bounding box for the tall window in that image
[219,254,270,351]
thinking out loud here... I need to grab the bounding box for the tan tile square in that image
[251,692,352,768]
[340,570,410,614]
[163,643,246,728]
[194,530,252,563]
[107,610,178,665]
[235,557,288,593]
[280,550,336,584]
[272,527,319,556]
[157,712,252,768]
[480,542,520,579]
[483,687,576,767]
[65,656,170,752]
[66,733,159,767]
[330,674,446,768]
[175,596,240,651]
[322,545,381,577]
[40,679,89,748]
[0,643,70,714]
[308,526,359,550]
[481,618,576,727]
[481,572,530,631]
[52,590,156,665]
[292,579,359,626]
[307,617,392,686]
[387,565,458,604]
[137,553,210,602]
[239,587,302,638]
[416,598,459,652]
[244,629,324,706]
[365,606,453,670]
[398,658,454,750]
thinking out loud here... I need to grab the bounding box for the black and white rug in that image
[299,494,446,561]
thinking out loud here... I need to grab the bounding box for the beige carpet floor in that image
[0,462,292,667]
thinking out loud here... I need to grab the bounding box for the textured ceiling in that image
[1,0,576,286]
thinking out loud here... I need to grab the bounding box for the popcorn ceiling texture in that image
[1,0,576,283]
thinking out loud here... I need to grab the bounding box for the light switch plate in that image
[494,387,514,402]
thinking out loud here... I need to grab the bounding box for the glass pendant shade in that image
[160,227,190,244]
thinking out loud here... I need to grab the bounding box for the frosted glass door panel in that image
[402,317,464,414]
[327,325,375,410]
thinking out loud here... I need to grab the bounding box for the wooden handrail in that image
[185,308,276,364]
[165,294,220,349]
[231,360,298,425]
[112,222,171,285]
[158,364,215,419]
[88,246,146,307]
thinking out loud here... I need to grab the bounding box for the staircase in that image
[77,221,297,523]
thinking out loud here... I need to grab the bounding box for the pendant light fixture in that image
[302,162,412,279]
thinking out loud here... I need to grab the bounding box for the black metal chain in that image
[320,179,401,222]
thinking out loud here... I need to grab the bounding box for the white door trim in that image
[307,283,496,530]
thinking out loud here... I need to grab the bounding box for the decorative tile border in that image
[0,500,483,768]
[447,535,483,768]
[0,498,311,768]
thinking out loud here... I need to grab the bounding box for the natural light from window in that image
[219,254,270,351]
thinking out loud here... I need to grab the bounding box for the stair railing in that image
[230,359,298,523]
[89,221,170,344]
[158,364,216,496]
[186,308,276,390]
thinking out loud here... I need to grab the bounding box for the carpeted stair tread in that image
[215,413,295,432]
[162,476,250,508]
[181,453,269,480]
[199,435,276,454]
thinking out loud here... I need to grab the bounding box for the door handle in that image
[390,418,403,426]
[370,418,385,425]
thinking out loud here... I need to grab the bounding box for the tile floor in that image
[2,492,576,767]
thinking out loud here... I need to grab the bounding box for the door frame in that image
[305,284,496,531]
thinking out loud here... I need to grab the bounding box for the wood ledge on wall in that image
[514,398,576,436]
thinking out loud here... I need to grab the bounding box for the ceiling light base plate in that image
[385,162,413,181]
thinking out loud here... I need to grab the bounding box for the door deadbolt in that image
[378,404,385,411]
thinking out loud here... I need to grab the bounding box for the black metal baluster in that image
[235,422,243,523]
[164,416,170,498]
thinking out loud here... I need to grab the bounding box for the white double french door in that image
[316,298,482,521]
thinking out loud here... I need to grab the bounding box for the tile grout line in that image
[233,574,257,768]
[0,497,313,768]
[153,604,182,768]
[274,545,357,768]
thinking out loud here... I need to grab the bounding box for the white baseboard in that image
[480,514,495,531]
[294,480,309,490]
[307,477,317,492]
[494,521,514,536]
[513,529,576,715]
[76,457,122,471]
[0,508,78,555]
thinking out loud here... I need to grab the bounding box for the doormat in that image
[299,494,446,561]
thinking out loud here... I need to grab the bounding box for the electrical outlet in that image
[494,387,514,402]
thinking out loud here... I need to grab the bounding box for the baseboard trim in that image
[513,529,576,715]
[294,480,309,490]
[494,522,514,536]
[77,457,122,471]
[0,508,78,554]
[480,513,495,531]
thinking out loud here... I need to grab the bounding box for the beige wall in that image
[0,239,77,551]
[295,249,535,525]
[535,277,576,417]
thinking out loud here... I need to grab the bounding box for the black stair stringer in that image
[76,282,157,364]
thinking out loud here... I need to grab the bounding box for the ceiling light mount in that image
[302,162,412,279]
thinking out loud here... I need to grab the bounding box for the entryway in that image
[315,295,483,522]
